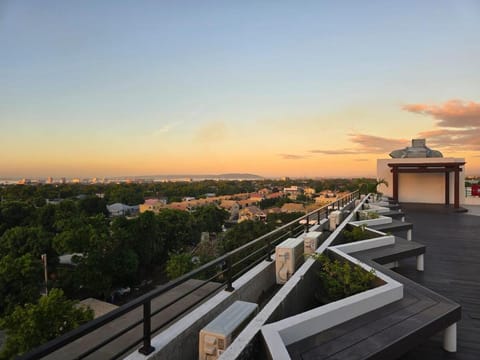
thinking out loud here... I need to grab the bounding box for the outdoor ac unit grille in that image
[199,301,258,360]
[275,237,305,284]
[304,231,323,255]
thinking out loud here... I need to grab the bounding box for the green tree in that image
[132,211,164,270]
[0,254,42,317]
[78,196,108,216]
[36,204,57,233]
[266,212,305,226]
[66,216,115,298]
[259,197,291,210]
[192,205,229,233]
[0,201,34,236]
[157,209,198,253]
[165,252,195,280]
[0,226,56,266]
[52,214,108,254]
[52,200,80,234]
[0,288,94,360]
[221,220,274,253]
[105,184,144,205]
[53,214,138,299]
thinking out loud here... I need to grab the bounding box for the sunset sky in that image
[1,0,480,178]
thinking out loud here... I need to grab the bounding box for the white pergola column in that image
[416,254,424,271]
[443,323,457,352]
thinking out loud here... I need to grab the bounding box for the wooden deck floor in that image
[397,203,480,360]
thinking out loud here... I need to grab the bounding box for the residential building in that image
[139,198,168,214]
[303,187,316,197]
[106,203,139,217]
[283,186,304,200]
[280,203,306,213]
[258,188,271,196]
[248,193,264,202]
[238,206,267,222]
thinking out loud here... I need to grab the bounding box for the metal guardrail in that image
[18,191,359,360]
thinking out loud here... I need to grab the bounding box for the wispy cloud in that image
[278,153,309,160]
[313,100,480,156]
[311,134,408,155]
[310,149,359,155]
[152,122,182,136]
[403,100,480,128]
[348,134,409,153]
[403,100,480,152]
[194,120,228,143]
[353,158,369,162]
[300,100,480,161]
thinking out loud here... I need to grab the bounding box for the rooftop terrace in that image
[397,203,480,360]
[285,202,480,360]
[18,195,480,360]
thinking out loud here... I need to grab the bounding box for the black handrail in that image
[17,190,359,360]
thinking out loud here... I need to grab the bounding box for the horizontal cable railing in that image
[18,191,359,360]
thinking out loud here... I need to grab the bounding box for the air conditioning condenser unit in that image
[304,231,323,255]
[275,237,305,284]
[199,300,258,360]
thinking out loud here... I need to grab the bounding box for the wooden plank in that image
[352,237,424,265]
[286,203,475,360]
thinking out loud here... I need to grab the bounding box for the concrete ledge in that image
[349,215,392,227]
[332,235,395,254]
[363,204,390,213]
[260,240,404,359]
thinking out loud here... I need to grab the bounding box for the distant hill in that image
[216,173,263,180]
[108,173,264,181]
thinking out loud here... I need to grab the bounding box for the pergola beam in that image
[392,168,462,174]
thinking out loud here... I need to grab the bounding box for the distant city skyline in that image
[1,1,480,178]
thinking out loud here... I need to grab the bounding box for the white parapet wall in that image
[218,195,375,359]
[349,215,392,227]
[363,204,390,213]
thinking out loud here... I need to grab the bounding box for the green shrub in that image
[342,225,374,242]
[312,254,376,304]
[357,210,379,220]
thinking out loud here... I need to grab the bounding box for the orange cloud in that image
[310,149,359,155]
[403,100,480,128]
[311,134,408,155]
[402,100,480,152]
[348,134,409,153]
[278,154,309,160]
[418,128,480,151]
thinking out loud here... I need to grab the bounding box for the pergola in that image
[388,162,466,209]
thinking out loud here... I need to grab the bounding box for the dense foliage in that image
[313,254,376,303]
[342,225,377,242]
[0,289,93,360]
